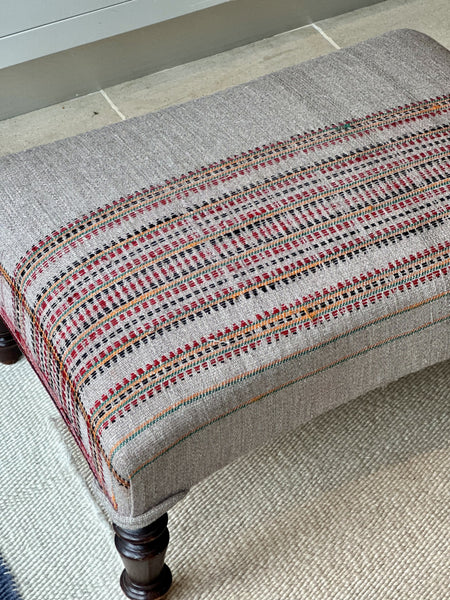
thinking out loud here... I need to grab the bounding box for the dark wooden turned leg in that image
[0,315,21,365]
[114,514,172,600]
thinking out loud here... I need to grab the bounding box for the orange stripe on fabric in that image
[107,291,449,468]
[93,263,448,437]
[88,252,450,433]
[59,198,450,372]
[51,167,450,354]
[80,243,449,396]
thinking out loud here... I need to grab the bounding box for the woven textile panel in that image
[0,30,449,528]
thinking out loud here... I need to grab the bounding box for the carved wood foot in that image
[114,514,172,600]
[0,315,21,365]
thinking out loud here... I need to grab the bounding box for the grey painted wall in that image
[1,0,231,69]
[0,0,386,120]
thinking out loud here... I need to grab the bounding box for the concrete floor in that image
[0,0,449,157]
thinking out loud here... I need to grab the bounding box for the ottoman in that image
[0,28,449,599]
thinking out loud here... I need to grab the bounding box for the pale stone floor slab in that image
[0,0,448,157]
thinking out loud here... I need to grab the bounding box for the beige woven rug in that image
[0,357,448,600]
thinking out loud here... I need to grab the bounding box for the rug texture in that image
[0,356,448,600]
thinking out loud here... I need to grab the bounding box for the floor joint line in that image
[312,23,341,49]
[100,89,126,120]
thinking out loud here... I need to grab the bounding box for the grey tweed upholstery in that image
[0,29,449,528]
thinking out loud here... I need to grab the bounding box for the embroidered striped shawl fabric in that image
[0,30,449,528]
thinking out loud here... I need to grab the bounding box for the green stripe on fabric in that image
[128,312,450,480]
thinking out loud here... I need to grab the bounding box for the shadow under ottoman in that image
[1,29,449,598]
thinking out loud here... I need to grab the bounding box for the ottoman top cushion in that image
[1,29,449,528]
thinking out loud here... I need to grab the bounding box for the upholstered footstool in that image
[0,28,449,599]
